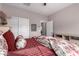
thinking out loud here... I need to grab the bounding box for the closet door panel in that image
[19,17,29,38]
[7,16,19,38]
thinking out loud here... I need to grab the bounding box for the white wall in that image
[50,4,79,36]
[1,4,48,37]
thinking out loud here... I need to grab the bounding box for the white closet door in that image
[7,16,19,38]
[47,20,53,36]
[19,17,29,38]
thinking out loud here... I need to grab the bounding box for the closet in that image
[7,16,29,38]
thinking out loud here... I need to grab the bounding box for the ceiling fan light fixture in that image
[43,3,46,6]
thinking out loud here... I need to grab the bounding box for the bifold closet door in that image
[18,17,29,38]
[7,16,19,38]
[7,16,29,38]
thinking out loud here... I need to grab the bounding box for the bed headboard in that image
[54,33,79,40]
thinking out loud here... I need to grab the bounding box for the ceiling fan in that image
[43,3,47,6]
[23,3,47,6]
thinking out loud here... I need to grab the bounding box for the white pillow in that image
[0,31,8,56]
[16,35,27,49]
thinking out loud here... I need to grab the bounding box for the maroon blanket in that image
[8,46,56,56]
[8,38,56,56]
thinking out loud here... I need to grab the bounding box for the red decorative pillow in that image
[3,30,16,51]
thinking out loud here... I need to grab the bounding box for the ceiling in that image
[4,3,72,16]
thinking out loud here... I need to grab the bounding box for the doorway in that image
[41,22,47,35]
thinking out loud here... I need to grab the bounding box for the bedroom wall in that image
[1,4,48,38]
[50,4,79,36]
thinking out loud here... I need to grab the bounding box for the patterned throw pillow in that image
[0,33,8,56]
[16,35,27,49]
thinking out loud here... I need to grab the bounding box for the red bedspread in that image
[8,46,55,56]
[8,38,56,56]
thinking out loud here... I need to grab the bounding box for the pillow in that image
[3,30,16,51]
[15,35,27,49]
[0,31,8,56]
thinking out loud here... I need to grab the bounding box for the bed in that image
[1,26,79,56]
[7,35,79,56]
[0,26,56,56]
